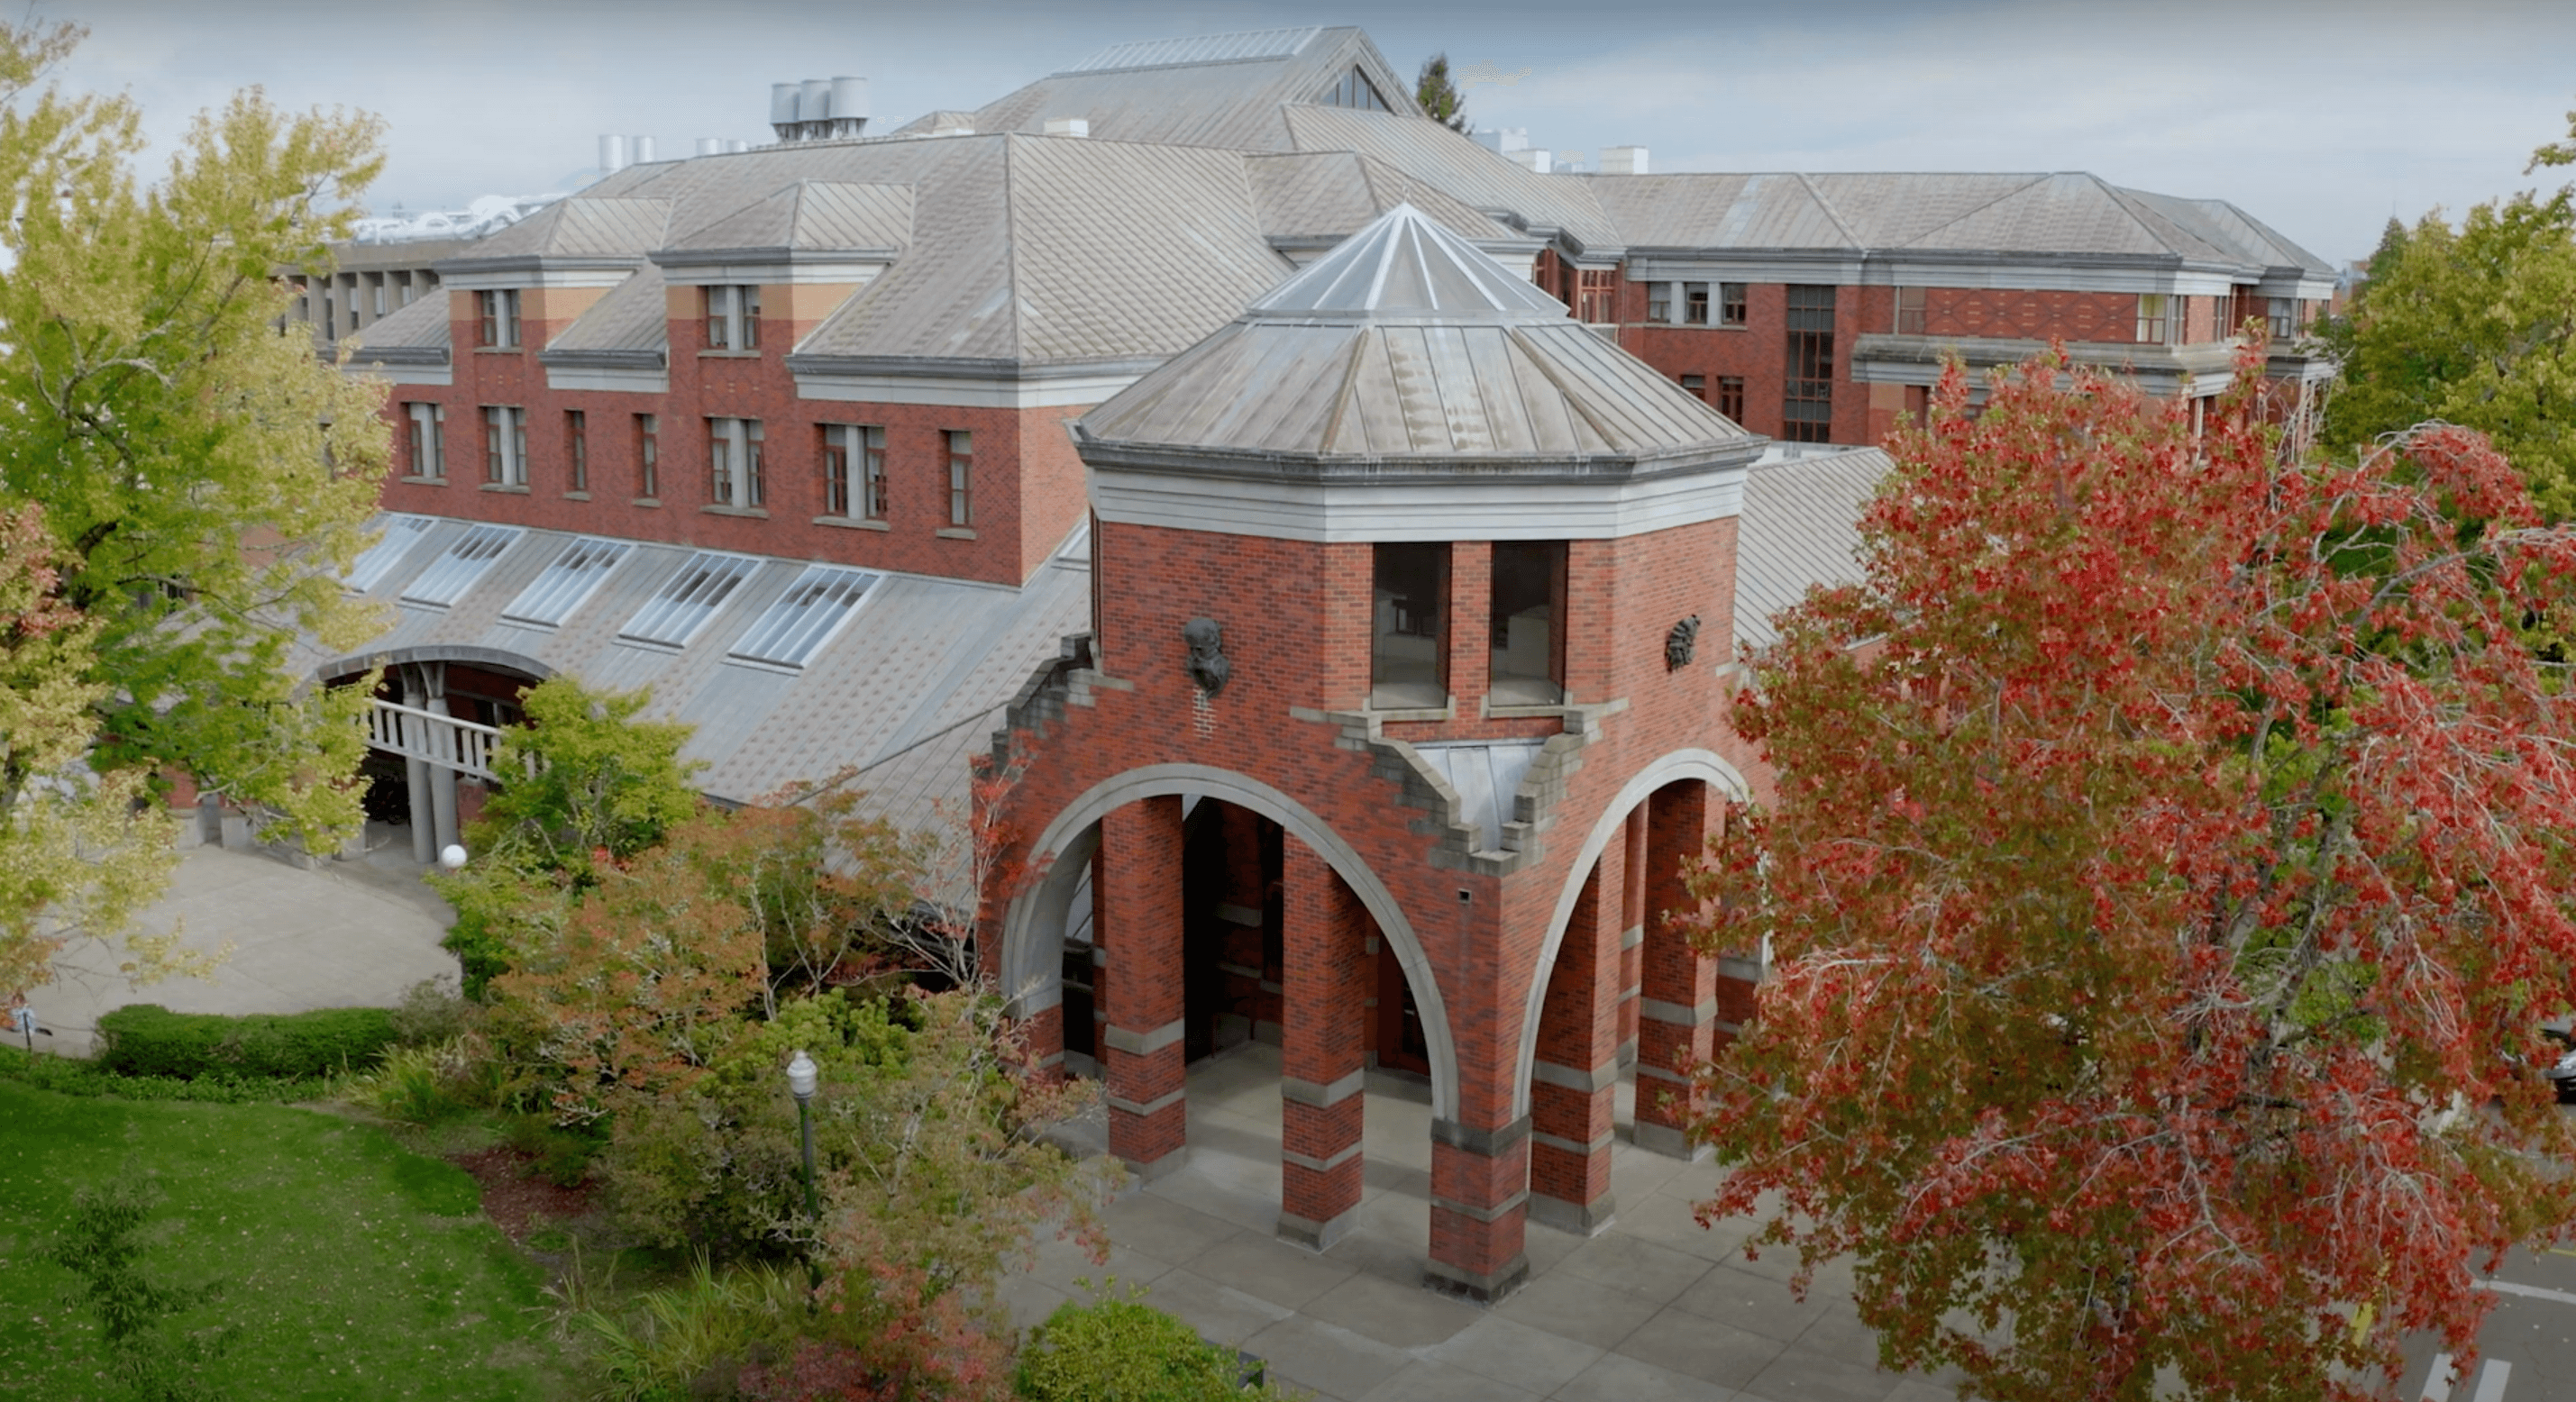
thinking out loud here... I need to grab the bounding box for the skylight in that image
[618,551,758,649]
[499,537,631,628]
[342,515,434,592]
[728,565,877,669]
[399,524,523,608]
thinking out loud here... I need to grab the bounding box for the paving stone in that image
[1880,1381,1959,1402]
[1424,1314,1606,1395]
[1023,1226,1175,1296]
[1744,1342,1912,1402]
[1298,1269,1483,1349]
[1556,1230,1719,1305]
[1099,1189,1245,1264]
[1494,1269,1669,1352]
[1551,1352,1744,1402]
[1137,1268,1293,1348]
[1612,1188,1758,1262]
[1242,1314,1410,1401]
[1357,1357,1541,1402]
[1613,1305,1790,1391]
[1791,1303,1879,1361]
[1672,1261,1836,1343]
[996,1273,1068,1334]
[1143,1169,1278,1235]
[1184,1230,1358,1310]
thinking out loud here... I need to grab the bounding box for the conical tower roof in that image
[1078,205,1759,464]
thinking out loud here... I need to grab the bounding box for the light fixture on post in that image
[438,843,469,872]
[785,1049,819,1220]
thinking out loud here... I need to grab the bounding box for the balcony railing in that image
[364,698,507,779]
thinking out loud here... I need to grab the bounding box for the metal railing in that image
[364,698,507,779]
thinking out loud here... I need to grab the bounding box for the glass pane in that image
[1371,542,1448,709]
[1489,541,1565,706]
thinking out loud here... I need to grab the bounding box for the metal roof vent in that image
[598,134,629,175]
[1043,116,1090,139]
[771,76,868,143]
[1599,146,1648,176]
[695,137,724,157]
[630,135,656,164]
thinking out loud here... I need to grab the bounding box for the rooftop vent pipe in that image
[631,135,656,164]
[695,137,724,157]
[598,133,628,175]
[771,75,868,143]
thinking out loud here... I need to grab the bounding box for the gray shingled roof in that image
[542,262,670,360]
[1283,105,1624,254]
[344,288,450,360]
[1080,205,1751,459]
[1733,447,1890,651]
[663,180,915,254]
[942,26,1414,152]
[305,516,1091,824]
[461,196,673,260]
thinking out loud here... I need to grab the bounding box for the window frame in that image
[862,425,888,522]
[2136,293,2170,345]
[482,405,526,486]
[565,409,588,493]
[635,414,660,500]
[821,426,852,518]
[1716,376,1746,423]
[1782,285,1836,445]
[1646,283,1672,324]
[1487,540,1567,707]
[1683,281,1711,326]
[945,429,973,527]
[702,285,762,351]
[1895,286,1926,336]
[478,288,520,349]
[1718,282,1748,327]
[2267,296,2298,341]
[405,402,445,480]
[1369,542,1450,711]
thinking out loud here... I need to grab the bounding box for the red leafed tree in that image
[1685,345,2576,1401]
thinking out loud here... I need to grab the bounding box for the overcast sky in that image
[50,0,2576,266]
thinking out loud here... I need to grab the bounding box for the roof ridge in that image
[1888,172,2052,249]
[2087,174,2192,256]
[996,133,1028,358]
[1792,172,1862,248]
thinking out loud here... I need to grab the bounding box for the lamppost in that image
[438,844,468,872]
[786,1049,819,1220]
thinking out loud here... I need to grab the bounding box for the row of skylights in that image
[728,565,878,669]
[342,515,434,593]
[618,551,760,649]
[400,524,524,608]
[501,537,631,628]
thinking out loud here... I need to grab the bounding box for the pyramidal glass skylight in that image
[500,537,631,628]
[399,524,524,607]
[728,565,877,669]
[619,551,758,649]
[342,514,434,592]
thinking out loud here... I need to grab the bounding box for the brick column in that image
[1427,1115,1530,1302]
[1101,796,1188,1179]
[1529,839,1624,1235]
[1278,842,1368,1250]
[1616,806,1647,1068]
[1636,781,1719,1161]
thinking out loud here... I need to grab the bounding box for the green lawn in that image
[0,1081,564,1400]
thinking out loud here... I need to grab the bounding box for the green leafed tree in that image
[2318,111,2576,515]
[0,19,391,870]
[1415,53,1468,132]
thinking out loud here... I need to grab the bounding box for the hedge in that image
[0,1047,329,1103]
[1016,1298,1277,1401]
[95,1004,398,1081]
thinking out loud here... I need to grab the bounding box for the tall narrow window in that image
[824,424,887,521]
[945,430,973,527]
[2135,293,2170,344]
[1576,269,1616,324]
[482,406,526,485]
[1782,285,1835,444]
[2267,296,2299,340]
[405,402,445,479]
[1716,376,1746,423]
[821,427,852,517]
[1895,286,1926,335]
[565,410,588,493]
[707,417,764,508]
[635,414,660,499]
[1683,282,1710,326]
[1718,282,1748,326]
[862,426,888,521]
[703,285,761,350]
[1371,542,1448,710]
[1489,541,1567,706]
[478,289,520,349]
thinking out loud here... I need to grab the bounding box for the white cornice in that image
[1086,460,1749,542]
[545,365,671,395]
[794,368,1143,410]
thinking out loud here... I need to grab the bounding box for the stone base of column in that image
[1632,1120,1712,1161]
[1527,1190,1616,1236]
[1116,1142,1191,1182]
[1424,1254,1530,1304]
[1277,1206,1360,1252]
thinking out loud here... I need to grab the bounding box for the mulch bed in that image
[449,1145,597,1243]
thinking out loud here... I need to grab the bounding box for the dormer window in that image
[704,285,761,351]
[477,289,520,349]
[1321,66,1390,113]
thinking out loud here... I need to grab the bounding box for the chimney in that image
[631,135,657,164]
[598,133,628,175]
[1599,146,1648,176]
[1043,116,1090,139]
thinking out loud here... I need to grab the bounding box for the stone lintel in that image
[1282,1068,1368,1108]
[1530,1059,1620,1094]
[1103,1017,1186,1057]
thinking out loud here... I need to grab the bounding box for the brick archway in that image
[1510,748,1749,1122]
[1000,761,1460,1122]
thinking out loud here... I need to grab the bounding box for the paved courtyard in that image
[1009,1043,1959,1402]
[20,822,455,1057]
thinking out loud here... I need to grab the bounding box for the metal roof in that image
[662,180,915,254]
[1249,202,1563,316]
[461,196,673,260]
[1060,27,1326,74]
[1734,447,1889,651]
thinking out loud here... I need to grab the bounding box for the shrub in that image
[576,1254,810,1401]
[501,1112,602,1188]
[95,1004,397,1080]
[343,1042,460,1124]
[1016,1298,1282,1401]
[0,1047,324,1103]
[389,976,476,1046]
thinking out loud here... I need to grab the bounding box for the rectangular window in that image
[1646,283,1672,323]
[482,406,526,486]
[1895,286,1926,336]
[2267,296,2298,340]
[821,428,851,518]
[1719,282,1748,326]
[1576,269,1615,324]
[635,414,660,499]
[1370,542,1448,710]
[404,402,445,479]
[820,424,887,520]
[371,281,387,317]
[702,285,761,351]
[707,417,763,508]
[478,289,520,349]
[1679,374,1705,400]
[1717,376,1746,423]
[1489,541,1567,706]
[565,410,588,493]
[1783,285,1835,444]
[2136,293,2170,344]
[945,429,973,526]
[862,425,888,521]
[1683,281,1710,326]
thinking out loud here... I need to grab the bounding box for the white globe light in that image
[785,1049,819,1101]
[438,844,468,871]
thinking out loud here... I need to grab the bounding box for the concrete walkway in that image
[23,822,457,1056]
[1008,1042,1960,1402]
